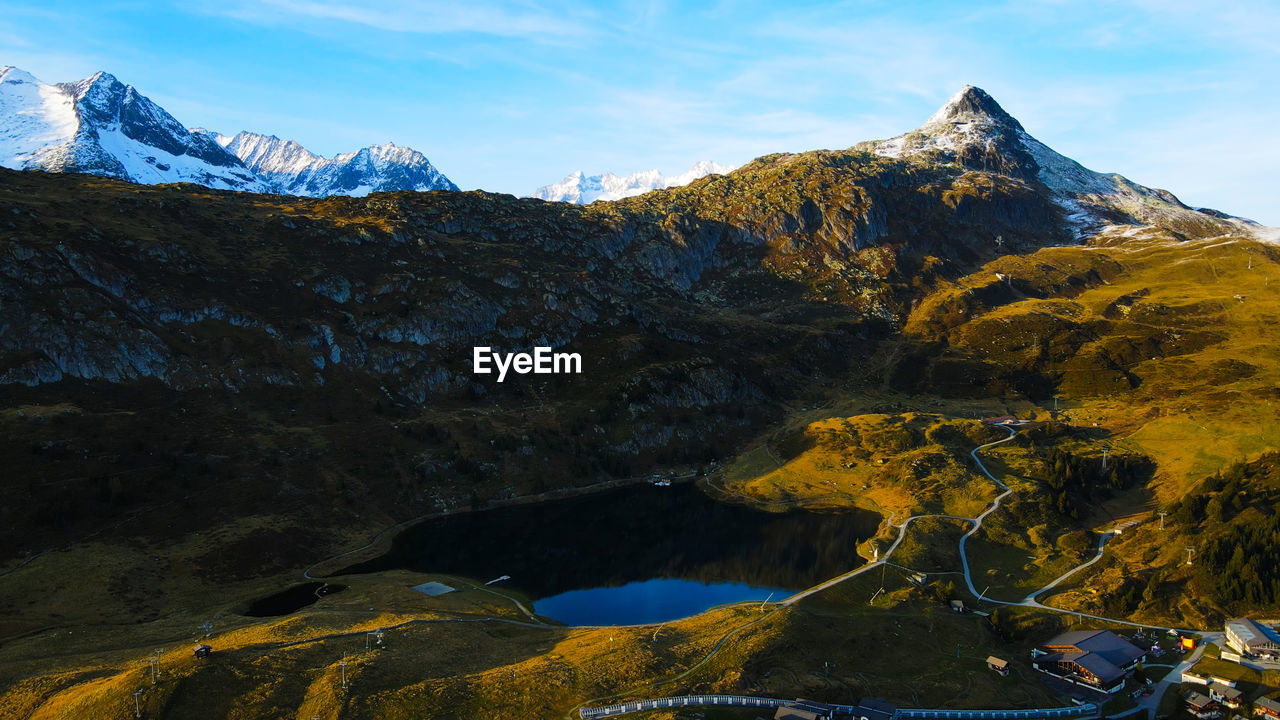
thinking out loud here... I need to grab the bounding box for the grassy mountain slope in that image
[2,86,1278,717]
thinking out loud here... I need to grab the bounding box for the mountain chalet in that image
[1030,630,1145,693]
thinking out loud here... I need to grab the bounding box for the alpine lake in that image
[337,482,881,626]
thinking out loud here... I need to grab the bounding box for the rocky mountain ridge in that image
[863,85,1262,241]
[209,130,458,197]
[0,66,457,197]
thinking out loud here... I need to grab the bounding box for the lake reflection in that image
[341,482,879,624]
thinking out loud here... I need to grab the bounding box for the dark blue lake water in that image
[341,482,878,626]
[533,578,785,626]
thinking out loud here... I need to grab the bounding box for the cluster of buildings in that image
[1179,618,1280,720]
[764,619,1280,720]
[1182,673,1244,719]
[991,616,1280,720]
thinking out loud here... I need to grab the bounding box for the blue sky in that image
[1,0,1277,223]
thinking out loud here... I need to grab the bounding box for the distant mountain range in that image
[1,64,727,202]
[530,160,737,204]
[0,66,456,197]
[2,64,1268,237]
[202,130,457,196]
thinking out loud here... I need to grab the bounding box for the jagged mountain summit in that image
[531,160,736,204]
[863,85,1264,241]
[0,66,269,191]
[0,66,457,197]
[209,130,458,197]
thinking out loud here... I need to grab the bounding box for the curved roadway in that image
[958,427,1194,632]
[788,423,1196,635]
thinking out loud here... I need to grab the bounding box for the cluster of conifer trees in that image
[1033,446,1151,519]
[1172,454,1280,607]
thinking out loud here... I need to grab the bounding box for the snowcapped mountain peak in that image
[923,85,1023,130]
[216,130,457,197]
[85,70,117,84]
[1,66,268,191]
[866,85,1263,241]
[216,131,322,176]
[666,160,735,188]
[365,143,420,163]
[1,66,38,85]
[0,66,79,172]
[683,159,729,175]
[65,71,129,115]
[531,160,736,204]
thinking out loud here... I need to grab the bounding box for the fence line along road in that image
[580,694,788,718]
[580,694,1101,720]
[897,706,1100,720]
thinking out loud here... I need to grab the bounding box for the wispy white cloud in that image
[0,21,33,49]
[186,0,597,42]
[1123,0,1280,55]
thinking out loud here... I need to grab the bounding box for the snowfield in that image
[0,67,80,169]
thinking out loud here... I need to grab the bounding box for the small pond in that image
[241,582,346,617]
[341,483,879,626]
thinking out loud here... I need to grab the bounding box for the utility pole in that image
[1185,547,1196,565]
[133,688,144,718]
[1101,447,1109,473]
[150,649,162,685]
[339,660,348,689]
[1159,512,1168,531]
